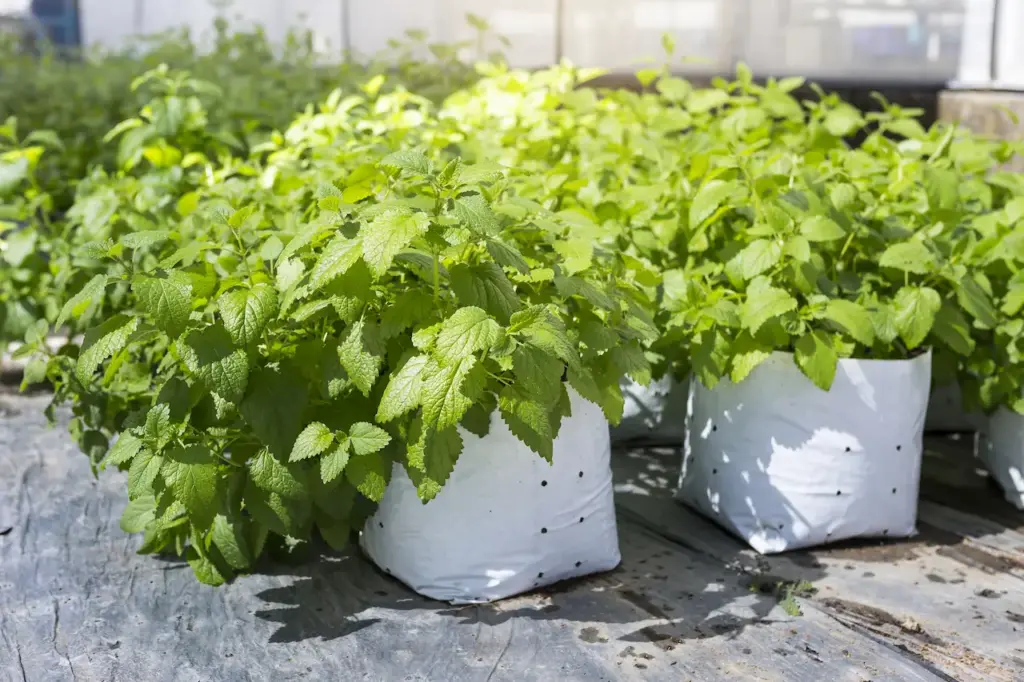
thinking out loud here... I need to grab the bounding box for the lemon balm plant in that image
[23,123,655,583]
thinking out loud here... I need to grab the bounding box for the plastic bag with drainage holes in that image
[360,389,620,603]
[676,351,931,554]
[980,408,1024,511]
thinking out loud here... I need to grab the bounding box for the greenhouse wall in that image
[66,0,981,85]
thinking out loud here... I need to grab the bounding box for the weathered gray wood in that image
[938,90,1024,171]
[0,392,1007,681]
[612,445,1024,681]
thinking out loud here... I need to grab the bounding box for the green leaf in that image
[127,449,162,500]
[361,210,430,277]
[163,445,219,529]
[57,274,108,329]
[453,195,500,236]
[219,284,278,347]
[510,306,579,369]
[120,495,156,533]
[879,241,935,275]
[320,439,351,484]
[187,547,226,586]
[103,432,144,469]
[740,280,797,334]
[824,105,864,137]
[337,319,382,396]
[800,216,846,242]
[240,365,309,459]
[823,299,875,346]
[180,325,249,403]
[729,333,772,384]
[923,166,959,211]
[212,514,251,571]
[450,262,521,323]
[956,276,998,328]
[381,150,432,175]
[381,290,434,339]
[499,385,553,461]
[289,422,335,462]
[421,356,476,431]
[348,422,392,456]
[554,238,593,276]
[690,180,736,227]
[434,307,503,362]
[407,423,462,501]
[932,304,974,356]
[377,354,429,422]
[76,315,140,384]
[893,286,941,349]
[733,239,782,279]
[794,331,838,391]
[513,344,564,407]
[249,449,306,499]
[310,235,362,292]
[345,451,391,502]
[487,239,530,273]
[121,230,171,251]
[133,272,193,338]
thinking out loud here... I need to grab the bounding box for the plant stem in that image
[432,252,440,305]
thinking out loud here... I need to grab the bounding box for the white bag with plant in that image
[981,408,1024,510]
[678,352,931,552]
[612,374,688,444]
[361,390,619,603]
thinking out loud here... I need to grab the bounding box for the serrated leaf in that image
[381,150,432,175]
[337,319,382,396]
[893,286,941,349]
[510,306,579,370]
[56,274,108,329]
[103,432,144,469]
[212,514,251,570]
[733,239,782,279]
[289,422,335,462]
[381,290,434,339]
[164,445,219,529]
[434,307,503,362]
[487,239,530,273]
[932,304,974,356]
[377,354,429,422]
[120,495,156,533]
[453,194,500,236]
[180,325,249,403]
[499,385,553,461]
[133,272,193,338]
[127,449,162,500]
[513,344,564,407]
[879,241,935,275]
[956,276,998,328]
[794,331,838,391]
[740,281,797,334]
[923,166,959,211]
[361,210,430,277]
[800,215,846,242]
[76,314,140,384]
[121,230,171,250]
[348,422,391,455]
[344,452,391,502]
[187,547,226,586]
[729,334,772,384]
[407,423,462,501]
[219,284,278,346]
[310,235,362,291]
[421,355,476,430]
[690,180,736,227]
[249,448,306,499]
[824,299,875,346]
[320,439,351,483]
[450,262,521,323]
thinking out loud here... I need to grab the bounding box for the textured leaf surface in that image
[219,284,278,346]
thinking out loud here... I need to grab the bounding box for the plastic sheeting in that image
[611,376,687,445]
[981,408,1024,510]
[677,351,931,554]
[360,389,619,603]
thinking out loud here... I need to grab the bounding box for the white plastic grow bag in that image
[360,389,620,603]
[611,375,687,445]
[980,408,1024,510]
[677,351,931,554]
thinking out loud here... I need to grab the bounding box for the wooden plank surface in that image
[0,390,1018,681]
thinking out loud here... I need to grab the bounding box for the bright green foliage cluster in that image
[6,29,1024,584]
[435,61,1024,406]
[17,71,654,583]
